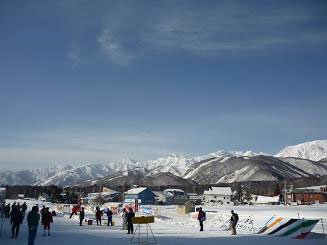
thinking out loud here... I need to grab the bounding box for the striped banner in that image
[258,216,319,239]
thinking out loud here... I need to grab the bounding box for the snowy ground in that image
[1,200,326,245]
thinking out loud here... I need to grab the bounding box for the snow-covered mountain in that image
[1,140,327,186]
[275,140,327,161]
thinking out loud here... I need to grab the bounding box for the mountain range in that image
[1,140,327,187]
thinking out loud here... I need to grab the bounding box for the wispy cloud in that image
[0,130,177,169]
[97,30,133,65]
[68,46,88,66]
[95,1,327,64]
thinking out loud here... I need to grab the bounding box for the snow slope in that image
[276,140,327,161]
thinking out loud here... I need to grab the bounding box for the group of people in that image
[121,207,135,234]
[197,207,239,235]
[71,205,135,235]
[1,202,54,245]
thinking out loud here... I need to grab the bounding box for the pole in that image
[321,218,326,239]
[284,180,287,205]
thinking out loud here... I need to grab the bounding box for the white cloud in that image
[95,1,327,64]
[0,130,177,169]
[97,30,133,65]
[68,46,87,66]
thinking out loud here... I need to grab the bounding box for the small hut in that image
[176,200,195,214]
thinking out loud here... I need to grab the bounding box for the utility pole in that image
[284,180,287,206]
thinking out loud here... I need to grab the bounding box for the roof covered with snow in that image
[125,187,148,195]
[203,187,232,196]
[255,195,280,204]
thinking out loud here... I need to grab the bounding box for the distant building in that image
[81,188,120,205]
[18,194,25,200]
[176,200,196,214]
[252,195,280,205]
[153,191,174,205]
[38,193,50,202]
[124,187,155,204]
[187,193,203,205]
[163,189,189,205]
[203,187,233,205]
[285,185,327,205]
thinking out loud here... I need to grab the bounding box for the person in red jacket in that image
[42,207,53,236]
[69,205,78,219]
[95,207,102,226]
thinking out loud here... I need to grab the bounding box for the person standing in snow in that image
[95,206,102,226]
[121,208,128,230]
[42,207,53,236]
[10,206,23,238]
[105,208,113,226]
[69,205,78,219]
[27,206,40,245]
[79,207,85,226]
[197,207,206,232]
[126,208,135,234]
[22,202,27,215]
[4,203,10,218]
[229,210,239,235]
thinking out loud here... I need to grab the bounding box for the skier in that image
[229,210,239,235]
[121,208,128,230]
[126,208,135,234]
[197,207,206,232]
[27,206,40,245]
[42,207,53,236]
[79,207,85,226]
[69,205,78,219]
[10,206,23,238]
[95,206,102,226]
[105,208,113,226]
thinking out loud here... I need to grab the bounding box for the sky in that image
[0,0,327,170]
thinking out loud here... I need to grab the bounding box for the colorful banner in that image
[257,216,319,239]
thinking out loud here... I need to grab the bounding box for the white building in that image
[251,195,280,205]
[203,187,233,205]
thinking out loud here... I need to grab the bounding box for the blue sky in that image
[0,0,327,170]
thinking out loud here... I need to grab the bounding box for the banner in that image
[257,216,319,239]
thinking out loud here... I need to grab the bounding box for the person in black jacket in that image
[42,207,53,236]
[10,207,23,239]
[197,207,206,232]
[22,202,28,214]
[126,208,135,234]
[229,210,239,235]
[79,207,85,226]
[105,209,113,226]
[4,203,10,218]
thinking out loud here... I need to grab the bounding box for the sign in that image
[142,207,153,215]
[132,216,155,224]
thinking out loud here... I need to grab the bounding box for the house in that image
[81,188,120,205]
[18,194,25,200]
[176,201,196,214]
[163,189,189,205]
[252,195,280,205]
[38,193,50,202]
[187,193,203,205]
[153,191,174,205]
[124,187,155,204]
[285,186,327,205]
[203,187,233,205]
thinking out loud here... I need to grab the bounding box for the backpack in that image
[234,213,239,223]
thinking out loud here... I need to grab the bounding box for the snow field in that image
[1,200,327,244]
